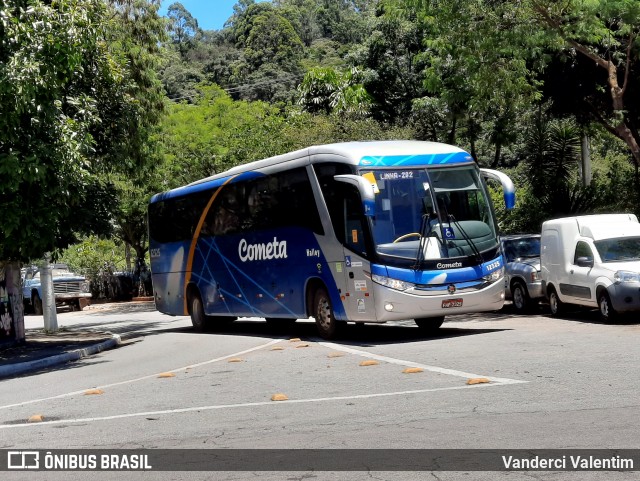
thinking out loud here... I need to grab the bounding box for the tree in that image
[353,4,428,125]
[297,66,372,117]
[384,0,539,164]
[529,0,640,172]
[0,0,166,295]
[167,2,200,59]
[1,0,119,262]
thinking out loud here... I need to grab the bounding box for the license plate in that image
[442,298,463,308]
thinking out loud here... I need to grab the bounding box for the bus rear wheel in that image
[414,316,445,333]
[313,287,341,340]
[188,292,208,332]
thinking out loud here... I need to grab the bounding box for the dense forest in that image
[1,0,639,295]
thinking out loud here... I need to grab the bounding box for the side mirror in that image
[480,168,516,210]
[334,174,376,217]
[575,256,594,268]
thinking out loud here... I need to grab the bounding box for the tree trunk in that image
[0,261,25,345]
[580,133,592,186]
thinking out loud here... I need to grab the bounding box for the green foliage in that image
[159,84,281,186]
[297,66,372,117]
[0,0,119,261]
[528,0,640,167]
[167,2,200,59]
[59,236,128,279]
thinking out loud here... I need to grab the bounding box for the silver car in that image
[501,234,543,312]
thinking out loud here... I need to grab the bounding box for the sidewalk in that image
[0,300,157,379]
[0,329,121,379]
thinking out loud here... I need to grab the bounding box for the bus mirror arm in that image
[334,174,376,217]
[480,168,516,210]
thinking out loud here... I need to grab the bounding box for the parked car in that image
[541,213,640,322]
[501,234,543,312]
[22,264,92,314]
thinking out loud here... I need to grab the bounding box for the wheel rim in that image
[513,286,524,309]
[316,295,332,331]
[550,292,557,314]
[191,296,204,328]
[599,296,609,318]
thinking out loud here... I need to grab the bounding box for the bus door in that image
[338,187,375,321]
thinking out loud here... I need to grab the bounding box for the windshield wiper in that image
[447,214,483,264]
[413,212,433,270]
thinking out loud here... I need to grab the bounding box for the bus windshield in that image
[362,166,498,265]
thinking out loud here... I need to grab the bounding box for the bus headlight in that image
[483,266,504,283]
[372,274,415,291]
[614,271,640,283]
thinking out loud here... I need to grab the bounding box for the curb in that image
[0,334,122,379]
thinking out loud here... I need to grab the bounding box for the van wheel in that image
[414,316,445,332]
[313,287,341,339]
[32,292,43,316]
[188,292,208,332]
[597,291,617,324]
[548,287,563,316]
[511,281,530,313]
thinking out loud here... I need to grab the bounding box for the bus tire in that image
[188,291,208,332]
[414,316,444,332]
[313,287,340,340]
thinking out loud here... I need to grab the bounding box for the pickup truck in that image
[501,234,543,312]
[22,264,92,314]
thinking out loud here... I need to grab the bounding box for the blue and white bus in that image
[148,141,515,339]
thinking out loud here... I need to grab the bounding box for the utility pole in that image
[40,256,58,333]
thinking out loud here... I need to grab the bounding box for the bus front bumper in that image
[371,278,505,323]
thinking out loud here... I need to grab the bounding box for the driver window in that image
[573,241,593,264]
[343,187,368,257]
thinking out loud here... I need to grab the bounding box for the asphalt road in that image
[1,302,639,481]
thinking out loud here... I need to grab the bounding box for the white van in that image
[540,214,640,322]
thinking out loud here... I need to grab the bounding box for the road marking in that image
[0,381,519,430]
[317,341,526,385]
[0,339,282,411]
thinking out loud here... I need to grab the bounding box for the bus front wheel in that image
[189,292,208,332]
[313,287,341,340]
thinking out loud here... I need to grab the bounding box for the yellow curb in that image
[467,377,491,385]
[28,414,44,423]
[289,338,302,342]
[402,368,424,374]
[158,372,176,378]
[228,358,243,362]
[84,388,104,395]
[295,343,310,348]
[271,346,285,351]
[359,360,379,366]
[327,352,344,358]
[271,393,289,401]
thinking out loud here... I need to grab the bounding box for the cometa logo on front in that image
[437,262,463,269]
[238,237,288,262]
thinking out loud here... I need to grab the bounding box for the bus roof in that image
[151,140,473,203]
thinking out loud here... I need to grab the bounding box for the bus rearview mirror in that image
[480,168,516,210]
[334,174,376,217]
